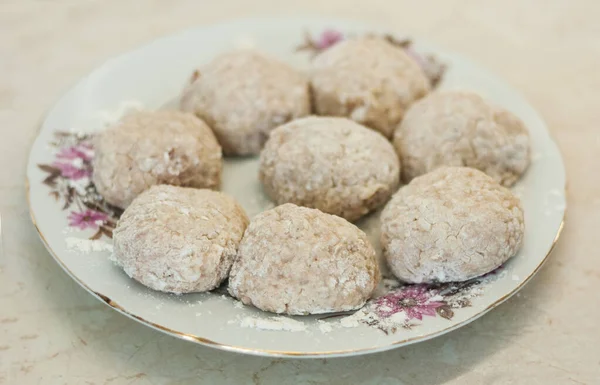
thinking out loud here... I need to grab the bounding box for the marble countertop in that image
[1,0,599,384]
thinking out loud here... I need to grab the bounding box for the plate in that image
[26,16,566,357]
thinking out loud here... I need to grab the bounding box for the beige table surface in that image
[1,1,599,384]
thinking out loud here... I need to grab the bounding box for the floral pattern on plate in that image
[38,132,122,239]
[319,269,501,334]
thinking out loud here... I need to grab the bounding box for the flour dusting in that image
[66,237,113,253]
[317,321,334,334]
[239,316,307,332]
[96,100,145,127]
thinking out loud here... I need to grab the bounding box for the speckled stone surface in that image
[1,1,599,384]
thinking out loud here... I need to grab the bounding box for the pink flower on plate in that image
[52,161,91,180]
[52,143,94,180]
[56,144,94,162]
[374,285,445,321]
[68,210,108,230]
[315,29,344,50]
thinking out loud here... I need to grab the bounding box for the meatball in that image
[381,167,524,283]
[393,91,530,186]
[310,37,430,138]
[92,110,222,209]
[259,116,400,222]
[228,203,380,315]
[181,50,311,155]
[113,185,249,294]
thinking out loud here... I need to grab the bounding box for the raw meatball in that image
[113,185,249,294]
[181,50,311,155]
[93,110,222,209]
[260,116,400,222]
[393,91,531,186]
[228,203,380,315]
[310,37,430,138]
[381,167,524,283]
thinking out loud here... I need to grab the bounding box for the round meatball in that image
[228,204,380,315]
[93,110,222,209]
[310,37,430,138]
[393,91,531,186]
[181,50,311,155]
[381,167,524,283]
[259,116,400,222]
[113,185,249,294]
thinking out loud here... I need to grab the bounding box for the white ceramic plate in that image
[26,17,566,357]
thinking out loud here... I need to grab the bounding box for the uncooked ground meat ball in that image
[113,185,249,294]
[381,167,524,283]
[259,116,400,222]
[181,50,311,155]
[93,110,222,209]
[310,37,430,138]
[228,204,380,315]
[393,91,531,186]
